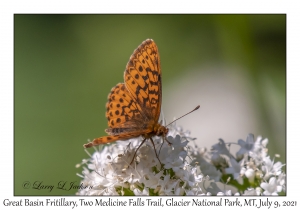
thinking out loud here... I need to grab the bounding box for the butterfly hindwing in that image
[105,83,151,136]
[106,83,141,128]
[83,132,142,148]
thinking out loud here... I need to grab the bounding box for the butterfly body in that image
[83,39,166,149]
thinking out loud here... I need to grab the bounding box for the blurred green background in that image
[14,15,285,195]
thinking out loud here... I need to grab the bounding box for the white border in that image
[1,0,299,209]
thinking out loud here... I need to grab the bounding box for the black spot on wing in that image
[142,75,148,80]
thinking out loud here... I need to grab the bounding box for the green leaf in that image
[115,186,135,196]
[149,188,160,196]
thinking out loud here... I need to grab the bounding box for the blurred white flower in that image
[217,190,240,196]
[261,177,282,195]
[244,168,255,183]
[225,158,242,179]
[262,156,284,179]
[250,136,269,165]
[236,134,254,158]
[243,187,262,195]
[211,139,232,157]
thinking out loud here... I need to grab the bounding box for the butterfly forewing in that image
[124,39,162,123]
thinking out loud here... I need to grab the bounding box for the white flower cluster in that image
[191,134,286,195]
[77,124,205,195]
[77,126,285,196]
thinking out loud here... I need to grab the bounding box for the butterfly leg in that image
[158,138,165,158]
[130,138,147,165]
[150,137,162,167]
[158,135,172,158]
[164,136,172,146]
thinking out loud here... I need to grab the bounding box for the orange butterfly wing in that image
[84,39,162,148]
[124,39,162,123]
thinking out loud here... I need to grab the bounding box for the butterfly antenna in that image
[166,105,200,127]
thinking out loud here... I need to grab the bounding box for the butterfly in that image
[84,39,199,165]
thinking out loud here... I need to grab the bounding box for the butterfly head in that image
[155,124,169,137]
